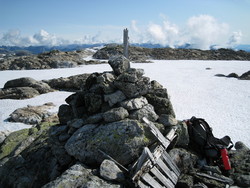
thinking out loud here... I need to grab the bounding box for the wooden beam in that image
[142,173,163,188]
[156,157,178,184]
[142,117,176,149]
[150,166,175,188]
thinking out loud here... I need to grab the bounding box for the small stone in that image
[67,119,85,129]
[103,107,129,122]
[235,141,250,151]
[104,90,126,107]
[120,96,148,110]
[100,159,125,182]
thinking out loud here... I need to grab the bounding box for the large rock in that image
[108,55,130,75]
[129,104,159,122]
[0,122,64,188]
[4,77,53,94]
[0,77,54,99]
[0,87,40,99]
[145,87,176,117]
[43,163,122,188]
[65,119,150,166]
[239,70,250,80]
[114,69,150,98]
[169,148,198,173]
[44,74,90,91]
[8,103,56,125]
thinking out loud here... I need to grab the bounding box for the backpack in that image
[186,116,234,160]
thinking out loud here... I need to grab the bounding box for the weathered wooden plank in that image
[137,180,151,188]
[133,147,151,174]
[142,173,163,188]
[156,157,178,184]
[142,117,171,149]
[196,172,234,185]
[132,147,156,180]
[150,166,175,188]
[161,149,181,176]
[165,128,176,142]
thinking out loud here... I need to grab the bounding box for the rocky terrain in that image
[0,49,105,70]
[93,44,250,61]
[215,70,250,80]
[0,74,91,99]
[1,44,250,70]
[0,55,249,188]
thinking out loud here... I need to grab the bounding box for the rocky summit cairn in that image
[1,55,250,187]
[57,55,175,166]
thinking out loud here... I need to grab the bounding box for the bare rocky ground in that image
[1,44,250,70]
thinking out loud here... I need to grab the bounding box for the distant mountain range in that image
[1,43,250,55]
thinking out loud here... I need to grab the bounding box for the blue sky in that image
[0,0,250,49]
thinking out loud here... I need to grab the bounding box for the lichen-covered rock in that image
[8,103,56,125]
[103,107,129,123]
[58,104,74,124]
[44,74,90,91]
[158,114,178,127]
[104,90,126,107]
[0,122,63,188]
[120,96,148,110]
[4,77,53,94]
[42,163,122,188]
[0,87,40,99]
[169,148,198,173]
[145,88,175,117]
[0,131,10,144]
[114,76,150,98]
[65,119,150,166]
[84,93,103,114]
[100,159,125,182]
[129,104,158,122]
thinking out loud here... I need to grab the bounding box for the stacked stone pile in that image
[57,55,175,166]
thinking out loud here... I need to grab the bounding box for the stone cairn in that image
[57,55,176,167]
[53,55,250,187]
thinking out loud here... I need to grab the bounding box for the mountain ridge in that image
[1,43,250,56]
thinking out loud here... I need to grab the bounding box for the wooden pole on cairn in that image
[123,28,129,58]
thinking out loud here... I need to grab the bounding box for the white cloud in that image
[1,29,22,46]
[227,31,242,47]
[185,15,229,49]
[0,15,244,49]
[131,20,139,33]
[147,23,166,43]
[130,14,242,50]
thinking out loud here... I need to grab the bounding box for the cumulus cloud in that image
[0,15,243,49]
[131,20,139,33]
[0,29,69,46]
[185,15,229,49]
[130,14,242,50]
[0,29,22,46]
[227,31,242,47]
[147,23,166,43]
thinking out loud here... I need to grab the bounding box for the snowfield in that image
[0,60,250,147]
